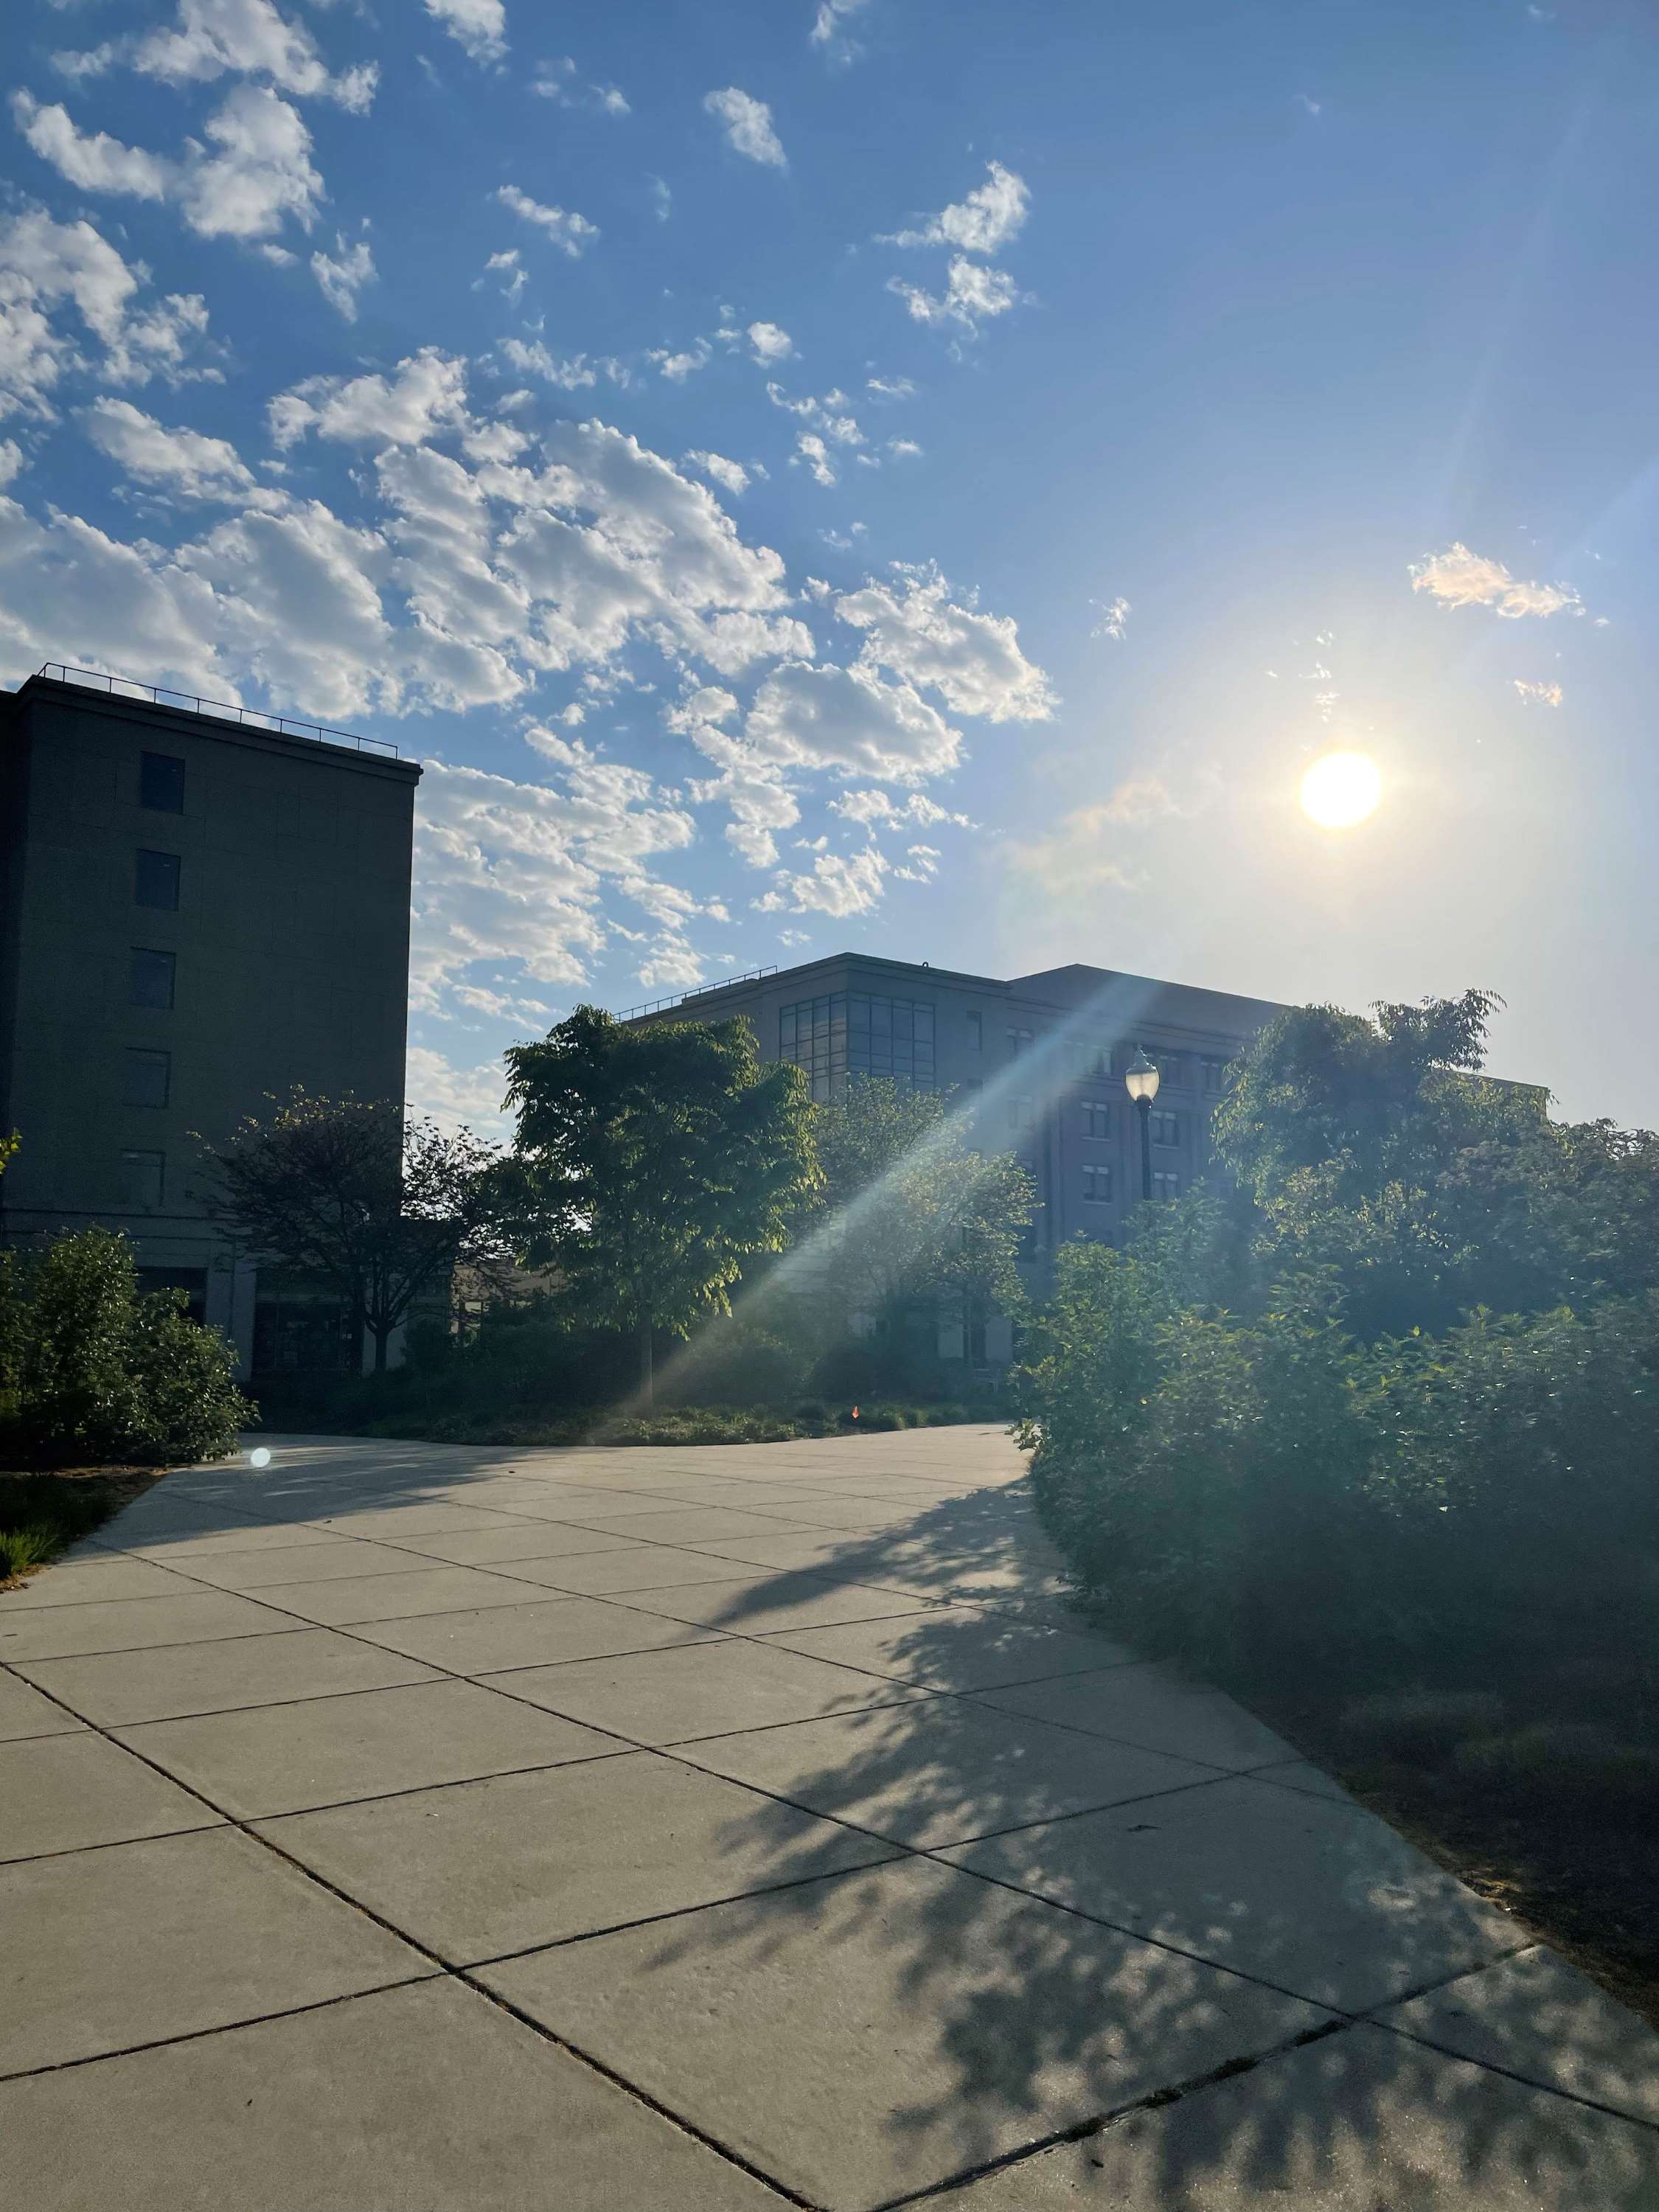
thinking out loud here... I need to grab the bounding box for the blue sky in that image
[4,0,1656,1132]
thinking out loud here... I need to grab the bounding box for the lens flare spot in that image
[248,1447,272,1470]
[1300,751,1381,829]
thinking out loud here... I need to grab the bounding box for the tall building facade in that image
[623,950,1285,1270]
[0,670,421,1373]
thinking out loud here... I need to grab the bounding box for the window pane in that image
[140,752,185,813]
[122,1048,170,1107]
[119,1150,164,1208]
[135,849,180,910]
[130,947,176,1009]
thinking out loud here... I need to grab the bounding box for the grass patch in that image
[0,1466,168,1590]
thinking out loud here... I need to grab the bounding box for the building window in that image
[1152,1048,1185,1085]
[1149,1108,1180,1147]
[1082,1163,1113,1204]
[140,751,186,812]
[135,849,181,910]
[1006,1026,1034,1056]
[1200,1055,1228,1095]
[1152,1169,1180,1202]
[1006,1093,1036,1132]
[118,1150,165,1209]
[122,1048,170,1108]
[130,947,177,1009]
[780,992,934,1101]
[967,1010,982,1050]
[1081,1097,1111,1140]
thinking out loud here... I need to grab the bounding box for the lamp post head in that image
[1124,1047,1161,1105]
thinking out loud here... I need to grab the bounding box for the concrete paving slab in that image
[574,1506,818,1545]
[0,1979,792,2210]
[177,1537,452,1590]
[486,1636,922,1746]
[0,1666,86,1740]
[974,1661,1302,1770]
[480,1855,1328,2210]
[931,2021,1659,2208]
[487,1543,776,1596]
[676,1697,1217,1848]
[0,1826,431,2073]
[117,1677,626,1818]
[351,1592,721,1674]
[0,1588,298,1663]
[101,1520,328,1560]
[258,1747,898,1963]
[616,1568,945,1637]
[248,1562,553,1626]
[375,1520,644,1566]
[1377,1947,1659,2127]
[759,1605,1138,1693]
[0,1731,222,1861]
[306,1503,532,1539]
[686,1528,885,1573]
[15,1626,441,1726]
[942,1775,1520,2012]
[0,1556,201,1607]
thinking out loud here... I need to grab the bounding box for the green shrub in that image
[1453,1725,1659,1816]
[0,1523,60,1577]
[0,1229,248,1469]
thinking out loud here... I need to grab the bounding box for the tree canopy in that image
[504,1006,818,1398]
[807,1075,1037,1346]
[199,1093,511,1371]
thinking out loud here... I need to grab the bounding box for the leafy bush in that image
[0,1230,248,1469]
[1341,1690,1508,1761]
[1453,1725,1659,1817]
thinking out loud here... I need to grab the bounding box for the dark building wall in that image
[0,675,421,1368]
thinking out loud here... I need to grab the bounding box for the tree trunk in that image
[638,1315,654,1406]
[372,1324,391,1374]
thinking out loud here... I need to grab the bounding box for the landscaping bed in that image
[0,1465,169,1587]
[254,1398,1006,1448]
[1218,1650,1659,2034]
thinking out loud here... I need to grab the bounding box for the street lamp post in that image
[1124,1046,1160,1203]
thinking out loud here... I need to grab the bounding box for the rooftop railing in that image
[34,664,400,757]
[619,965,779,1020]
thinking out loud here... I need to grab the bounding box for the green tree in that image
[504,1006,818,1402]
[200,1093,512,1373]
[809,1076,1037,1357]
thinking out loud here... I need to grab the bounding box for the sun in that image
[1300,751,1381,830]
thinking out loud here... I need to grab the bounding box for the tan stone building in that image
[623,952,1287,1362]
[0,669,421,1373]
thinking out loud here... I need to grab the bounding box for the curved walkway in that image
[2,1425,1656,2208]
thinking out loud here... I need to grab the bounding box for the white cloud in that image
[684,449,750,495]
[834,563,1055,722]
[795,432,835,485]
[83,395,262,501]
[703,87,786,168]
[269,348,470,448]
[756,844,888,917]
[424,0,506,66]
[311,236,375,321]
[669,683,799,868]
[14,85,323,241]
[0,209,215,420]
[404,1046,510,1139]
[650,175,672,222]
[810,0,872,59]
[886,437,921,459]
[765,380,863,444]
[1092,594,1130,641]
[746,660,960,782]
[529,57,629,113]
[476,248,525,303]
[888,255,1018,333]
[1411,543,1582,619]
[1513,678,1564,706]
[866,375,914,398]
[0,441,23,488]
[126,0,378,111]
[885,160,1029,254]
[651,339,712,382]
[894,841,939,883]
[1093,774,1178,825]
[411,751,695,1016]
[496,186,598,257]
[831,787,972,830]
[747,319,793,362]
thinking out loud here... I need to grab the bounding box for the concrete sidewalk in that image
[2,1425,1655,2208]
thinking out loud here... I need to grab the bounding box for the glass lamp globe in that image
[1124,1048,1161,1104]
